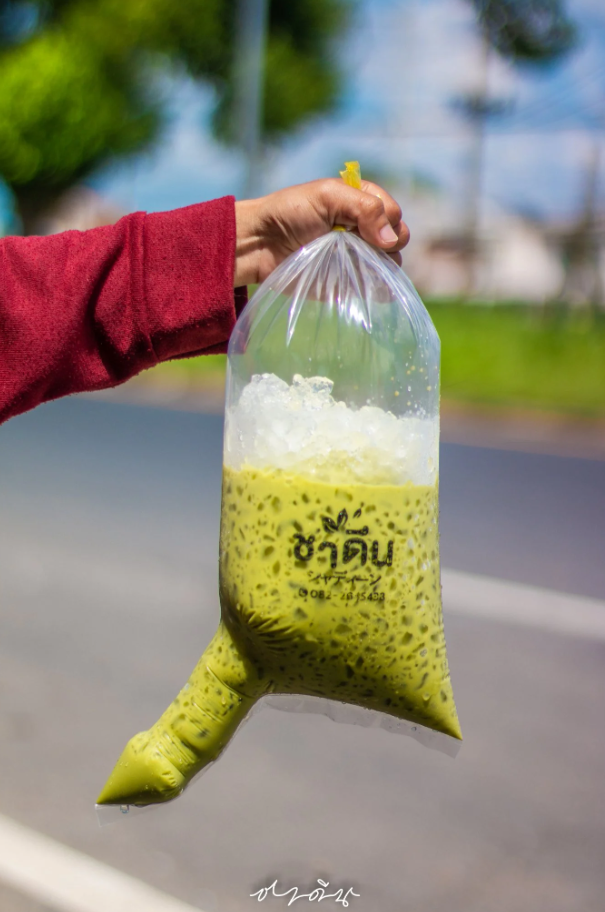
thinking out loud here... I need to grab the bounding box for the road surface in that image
[0,399,603,912]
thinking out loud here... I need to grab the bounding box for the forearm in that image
[0,197,242,424]
[234,198,264,287]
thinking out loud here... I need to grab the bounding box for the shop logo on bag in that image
[320,508,369,536]
[293,508,394,570]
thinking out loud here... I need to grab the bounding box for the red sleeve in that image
[0,196,247,424]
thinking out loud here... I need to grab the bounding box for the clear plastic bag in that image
[97,167,461,809]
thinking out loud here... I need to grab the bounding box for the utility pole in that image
[467,33,490,286]
[452,33,510,298]
[234,0,269,199]
[559,136,604,311]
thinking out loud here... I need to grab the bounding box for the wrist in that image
[234,198,264,286]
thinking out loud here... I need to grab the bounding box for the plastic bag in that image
[97,164,461,808]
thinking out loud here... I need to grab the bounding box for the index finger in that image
[316,179,410,252]
[359,180,409,252]
[361,180,403,227]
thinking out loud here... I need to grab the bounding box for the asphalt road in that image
[0,398,603,912]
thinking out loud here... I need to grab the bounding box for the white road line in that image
[443,569,605,642]
[0,814,204,912]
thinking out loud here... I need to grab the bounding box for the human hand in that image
[234,178,409,286]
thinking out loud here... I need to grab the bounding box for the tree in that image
[470,0,577,63]
[0,0,348,233]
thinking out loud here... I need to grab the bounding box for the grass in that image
[429,302,605,418]
[147,303,605,418]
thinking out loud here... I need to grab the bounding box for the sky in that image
[91,0,605,225]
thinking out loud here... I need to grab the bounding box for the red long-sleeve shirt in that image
[0,196,246,424]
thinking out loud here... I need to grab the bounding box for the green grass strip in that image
[429,302,605,417]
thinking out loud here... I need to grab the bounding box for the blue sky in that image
[88,0,605,223]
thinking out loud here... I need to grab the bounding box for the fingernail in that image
[379,224,398,245]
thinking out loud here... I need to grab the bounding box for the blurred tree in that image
[0,0,348,233]
[470,0,577,63]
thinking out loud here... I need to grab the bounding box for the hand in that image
[234,178,409,286]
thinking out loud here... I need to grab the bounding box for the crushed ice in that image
[224,374,438,486]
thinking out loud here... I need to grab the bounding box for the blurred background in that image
[0,0,604,420]
[0,2,604,912]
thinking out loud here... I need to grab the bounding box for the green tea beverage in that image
[220,464,459,736]
[98,376,460,807]
[98,192,461,807]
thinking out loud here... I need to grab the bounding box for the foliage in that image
[470,0,577,63]
[0,0,349,231]
[212,0,347,142]
[0,17,158,207]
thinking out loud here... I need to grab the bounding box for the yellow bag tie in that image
[339,160,362,189]
[334,160,362,230]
